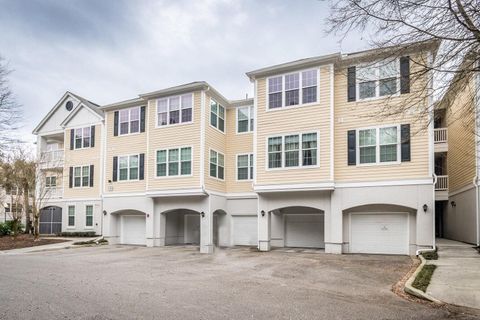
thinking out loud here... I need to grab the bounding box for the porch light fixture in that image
[103,210,107,216]
[201,211,205,218]
[261,210,265,217]
[422,204,428,213]
[451,201,456,208]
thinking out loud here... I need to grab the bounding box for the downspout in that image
[473,176,479,246]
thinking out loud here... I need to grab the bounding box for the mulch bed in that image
[0,234,68,251]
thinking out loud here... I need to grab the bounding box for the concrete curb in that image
[404,255,443,304]
[0,236,104,255]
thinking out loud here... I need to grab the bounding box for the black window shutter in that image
[89,165,94,187]
[139,153,145,180]
[114,111,119,136]
[347,66,356,102]
[90,126,95,148]
[69,167,73,188]
[112,156,118,182]
[347,130,356,165]
[400,56,410,94]
[401,124,411,162]
[70,129,74,150]
[140,106,146,132]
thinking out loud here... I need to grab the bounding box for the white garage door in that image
[350,213,408,255]
[121,215,146,246]
[285,214,325,248]
[232,216,257,246]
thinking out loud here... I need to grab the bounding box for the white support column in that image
[200,211,214,254]
[325,190,342,254]
[145,198,155,248]
[158,212,166,246]
[258,196,271,251]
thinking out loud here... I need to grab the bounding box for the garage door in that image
[121,215,146,246]
[285,214,324,248]
[350,213,408,255]
[232,216,257,246]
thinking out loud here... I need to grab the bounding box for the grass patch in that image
[421,251,438,260]
[73,238,108,246]
[412,264,437,292]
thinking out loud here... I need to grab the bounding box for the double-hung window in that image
[45,176,56,188]
[268,76,282,109]
[157,93,193,126]
[118,155,139,181]
[358,126,399,164]
[68,205,75,227]
[210,100,225,132]
[85,205,93,228]
[357,60,399,100]
[268,69,318,109]
[267,133,318,169]
[74,127,91,149]
[209,150,225,179]
[119,107,140,135]
[73,166,90,187]
[156,147,192,177]
[237,106,254,133]
[237,154,253,180]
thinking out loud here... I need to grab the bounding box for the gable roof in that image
[60,102,104,127]
[32,91,102,134]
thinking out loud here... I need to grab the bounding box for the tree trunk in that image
[33,210,39,240]
[23,187,31,234]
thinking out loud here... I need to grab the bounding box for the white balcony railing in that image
[45,187,63,198]
[40,150,64,169]
[434,128,448,144]
[435,175,449,191]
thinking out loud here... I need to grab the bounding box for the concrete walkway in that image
[426,238,480,309]
[0,237,99,255]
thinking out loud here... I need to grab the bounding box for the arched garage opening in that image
[270,206,325,249]
[163,209,201,246]
[39,206,62,234]
[343,204,416,255]
[112,209,146,246]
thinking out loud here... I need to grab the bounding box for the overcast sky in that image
[0,0,369,143]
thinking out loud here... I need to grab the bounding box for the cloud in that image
[0,0,368,144]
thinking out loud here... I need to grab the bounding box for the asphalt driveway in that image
[0,245,477,320]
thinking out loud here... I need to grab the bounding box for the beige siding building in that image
[33,41,448,254]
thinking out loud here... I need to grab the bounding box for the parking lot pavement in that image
[0,245,478,320]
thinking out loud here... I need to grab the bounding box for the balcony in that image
[434,128,448,152]
[39,150,64,169]
[45,187,63,199]
[435,175,448,200]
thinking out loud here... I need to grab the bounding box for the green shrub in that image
[0,220,24,236]
[0,222,10,236]
[57,231,97,237]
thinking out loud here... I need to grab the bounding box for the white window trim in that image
[209,99,226,134]
[265,131,320,171]
[118,106,141,136]
[355,59,401,102]
[236,105,254,134]
[355,124,401,167]
[266,68,320,112]
[84,204,94,229]
[155,93,194,129]
[67,204,76,229]
[117,154,140,182]
[155,145,194,179]
[45,175,57,188]
[209,148,225,181]
[236,153,254,181]
[72,126,92,150]
[73,165,91,188]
